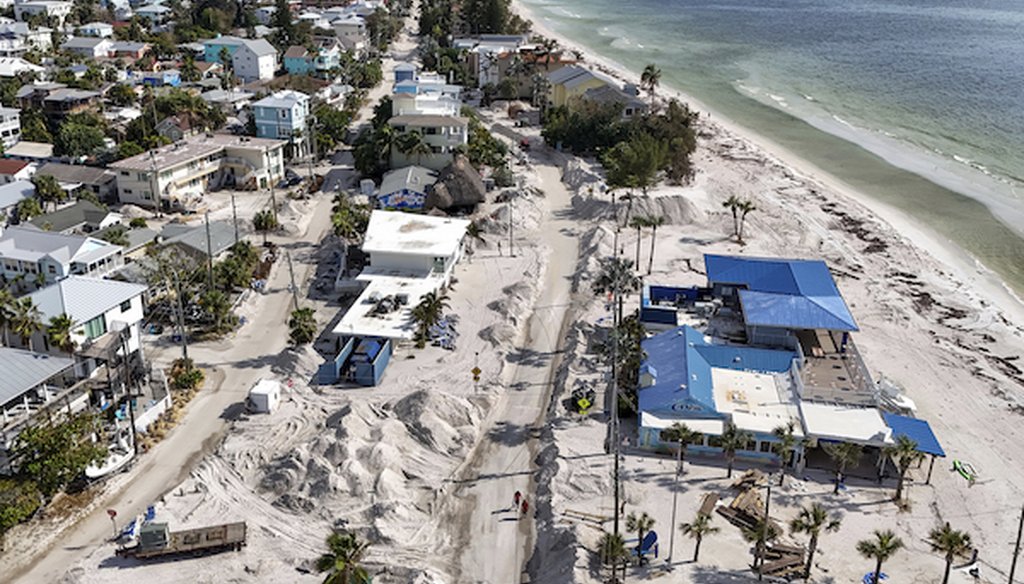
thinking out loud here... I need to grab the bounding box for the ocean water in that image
[520,0,1024,295]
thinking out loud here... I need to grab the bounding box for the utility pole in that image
[611,261,621,540]
[204,212,214,289]
[230,192,239,245]
[759,483,772,581]
[269,184,279,225]
[666,436,683,567]
[285,250,299,311]
[172,270,190,367]
[149,150,161,218]
[507,193,515,258]
[117,327,138,455]
[1011,504,1024,584]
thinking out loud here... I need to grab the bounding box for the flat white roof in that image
[799,402,892,446]
[332,274,440,339]
[362,210,470,258]
[249,378,280,396]
[712,369,804,436]
[640,412,724,436]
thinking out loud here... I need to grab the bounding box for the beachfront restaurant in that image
[636,325,807,468]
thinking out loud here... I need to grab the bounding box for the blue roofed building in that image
[704,254,876,406]
[637,325,805,466]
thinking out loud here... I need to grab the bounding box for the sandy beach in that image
[6,2,1024,583]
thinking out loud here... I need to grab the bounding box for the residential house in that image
[251,90,311,159]
[331,15,367,52]
[316,82,354,108]
[0,107,22,149]
[332,210,469,341]
[390,91,459,117]
[297,10,328,29]
[109,40,149,60]
[18,84,101,124]
[393,62,416,84]
[109,133,286,210]
[0,180,33,225]
[546,66,614,108]
[134,2,172,25]
[388,115,468,171]
[61,36,113,59]
[582,84,648,119]
[0,160,32,184]
[159,220,236,262]
[0,21,51,53]
[34,162,118,202]
[4,141,54,163]
[200,88,254,113]
[27,276,148,376]
[254,5,276,25]
[0,348,77,473]
[452,34,528,88]
[135,68,181,87]
[282,39,340,77]
[202,36,278,83]
[0,56,43,76]
[29,200,121,234]
[155,114,198,142]
[78,21,114,38]
[95,225,155,260]
[376,166,436,210]
[13,1,73,27]
[0,226,124,289]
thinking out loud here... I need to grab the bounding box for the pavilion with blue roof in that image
[705,254,858,346]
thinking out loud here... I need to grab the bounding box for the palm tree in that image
[722,195,741,239]
[32,174,64,211]
[201,289,231,333]
[396,129,432,166]
[12,298,43,352]
[741,516,781,574]
[253,209,278,246]
[0,288,15,346]
[288,307,317,346]
[316,530,370,584]
[592,256,641,325]
[928,522,972,584]
[411,291,450,348]
[599,531,628,582]
[626,511,656,561]
[681,512,719,562]
[645,215,665,275]
[885,435,923,505]
[737,199,757,243]
[789,503,842,579]
[46,313,77,355]
[719,422,751,478]
[857,530,904,584]
[465,221,485,248]
[640,63,661,109]
[772,422,798,486]
[660,422,701,472]
[628,216,647,267]
[823,442,863,494]
[99,226,130,247]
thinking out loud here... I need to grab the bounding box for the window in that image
[120,300,132,312]
[759,441,772,453]
[47,265,55,274]
[280,110,288,119]
[432,257,446,273]
[83,315,106,339]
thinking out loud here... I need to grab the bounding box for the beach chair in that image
[628,531,659,563]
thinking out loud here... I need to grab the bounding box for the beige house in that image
[109,134,286,211]
[388,115,468,172]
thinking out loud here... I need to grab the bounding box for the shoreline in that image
[512,0,1024,325]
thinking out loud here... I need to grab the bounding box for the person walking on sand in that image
[513,490,522,510]
[521,499,529,518]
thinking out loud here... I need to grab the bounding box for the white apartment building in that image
[0,226,123,288]
[109,133,286,210]
[388,115,469,171]
[0,107,21,149]
[13,1,72,27]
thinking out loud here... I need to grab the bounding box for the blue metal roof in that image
[705,254,858,332]
[882,412,945,457]
[638,325,797,416]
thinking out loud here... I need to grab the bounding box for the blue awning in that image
[882,412,945,457]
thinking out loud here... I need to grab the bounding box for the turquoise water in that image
[521,0,1024,295]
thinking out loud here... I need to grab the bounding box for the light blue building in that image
[251,90,310,159]
[394,62,417,84]
[282,41,341,77]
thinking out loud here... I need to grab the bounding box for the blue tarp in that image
[705,254,858,332]
[882,412,945,457]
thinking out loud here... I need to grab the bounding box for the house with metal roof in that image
[252,90,311,159]
[29,200,121,235]
[0,180,34,226]
[34,162,117,201]
[61,36,113,59]
[159,220,236,261]
[0,226,123,290]
[0,348,77,473]
[377,165,436,210]
[202,36,278,82]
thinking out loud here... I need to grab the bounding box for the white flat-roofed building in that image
[108,133,286,210]
[78,21,113,38]
[0,226,123,288]
[0,56,43,77]
[390,91,460,117]
[798,401,893,447]
[333,210,470,340]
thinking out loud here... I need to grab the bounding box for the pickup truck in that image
[118,521,247,559]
